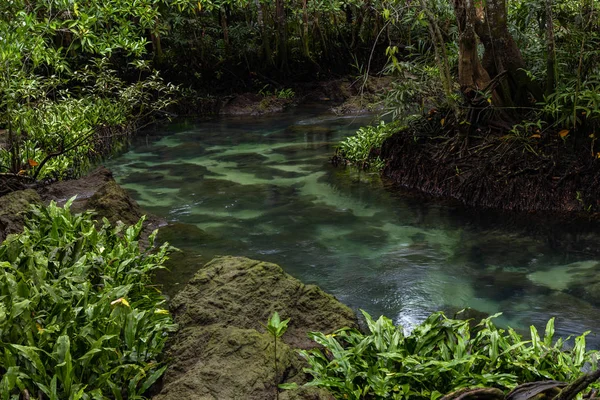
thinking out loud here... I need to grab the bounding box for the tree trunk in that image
[301,0,310,58]
[275,0,288,71]
[151,32,164,64]
[255,0,273,65]
[220,6,230,50]
[453,0,542,108]
[545,0,557,96]
[473,0,542,105]
[420,0,453,100]
[453,0,491,98]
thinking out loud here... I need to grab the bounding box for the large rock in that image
[154,256,357,400]
[39,166,148,226]
[0,189,42,243]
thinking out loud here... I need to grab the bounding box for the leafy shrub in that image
[0,199,176,399]
[301,310,598,400]
[337,121,396,171]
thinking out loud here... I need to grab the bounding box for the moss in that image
[155,256,357,399]
[0,189,42,243]
[85,180,143,226]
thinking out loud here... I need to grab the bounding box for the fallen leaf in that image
[28,159,39,167]
[559,129,569,138]
[531,134,541,138]
[441,118,445,126]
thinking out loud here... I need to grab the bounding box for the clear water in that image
[105,105,600,345]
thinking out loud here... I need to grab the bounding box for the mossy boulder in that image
[39,166,155,228]
[0,189,42,243]
[154,256,356,400]
[83,179,143,226]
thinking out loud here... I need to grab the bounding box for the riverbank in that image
[174,76,389,117]
[0,167,358,399]
[379,117,600,218]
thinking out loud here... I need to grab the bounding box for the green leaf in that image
[278,382,299,390]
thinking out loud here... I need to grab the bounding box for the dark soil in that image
[173,76,387,117]
[381,116,600,217]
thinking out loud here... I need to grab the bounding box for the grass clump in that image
[336,121,397,171]
[0,198,176,399]
[301,310,599,400]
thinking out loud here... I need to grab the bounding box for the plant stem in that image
[274,336,279,400]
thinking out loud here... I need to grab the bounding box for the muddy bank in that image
[153,256,357,400]
[380,126,600,217]
[197,76,388,117]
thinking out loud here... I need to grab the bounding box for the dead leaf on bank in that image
[559,129,570,138]
[531,134,541,138]
[28,159,39,167]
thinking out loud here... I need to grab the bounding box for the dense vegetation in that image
[0,200,174,399]
[0,0,188,191]
[301,311,599,399]
[2,0,600,398]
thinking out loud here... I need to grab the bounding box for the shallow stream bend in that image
[105,106,600,346]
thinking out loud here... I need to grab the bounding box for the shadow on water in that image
[105,106,600,347]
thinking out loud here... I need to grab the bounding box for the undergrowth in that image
[0,199,176,399]
[336,121,399,171]
[301,310,599,400]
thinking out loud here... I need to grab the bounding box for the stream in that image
[105,105,600,346]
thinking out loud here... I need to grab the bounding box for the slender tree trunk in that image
[8,122,19,174]
[545,0,557,96]
[275,0,288,71]
[151,32,164,64]
[301,0,310,58]
[255,0,273,65]
[420,0,453,100]
[220,6,230,49]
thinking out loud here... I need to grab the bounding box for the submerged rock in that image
[0,189,42,243]
[154,256,356,400]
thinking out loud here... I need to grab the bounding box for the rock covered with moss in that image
[154,256,357,400]
[0,189,42,243]
[39,166,146,225]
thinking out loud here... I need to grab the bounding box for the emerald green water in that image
[105,106,600,344]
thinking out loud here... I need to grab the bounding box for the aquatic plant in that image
[301,310,599,400]
[0,198,176,399]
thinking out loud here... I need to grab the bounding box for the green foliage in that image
[301,310,599,400]
[337,121,396,171]
[258,86,295,99]
[0,199,176,399]
[0,0,182,180]
[267,312,290,339]
[266,312,291,398]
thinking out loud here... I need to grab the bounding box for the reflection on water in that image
[105,106,600,346]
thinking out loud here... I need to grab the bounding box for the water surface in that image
[105,106,600,345]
